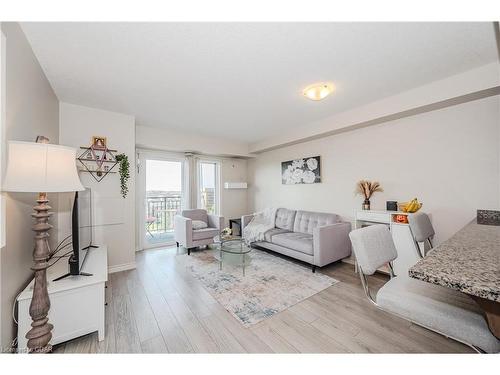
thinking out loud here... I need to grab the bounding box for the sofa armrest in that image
[241,214,254,230]
[207,214,224,230]
[313,221,352,267]
[174,215,193,247]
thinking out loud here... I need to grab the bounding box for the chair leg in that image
[187,247,191,255]
[146,221,156,238]
[312,265,316,273]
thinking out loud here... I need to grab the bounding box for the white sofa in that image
[242,208,351,272]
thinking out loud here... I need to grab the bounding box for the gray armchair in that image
[174,209,224,255]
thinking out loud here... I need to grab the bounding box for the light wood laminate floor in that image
[53,246,473,353]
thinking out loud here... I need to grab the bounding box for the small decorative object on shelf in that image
[91,136,107,150]
[220,227,232,239]
[477,209,500,226]
[77,140,118,182]
[115,153,130,198]
[386,201,398,211]
[356,180,383,210]
[399,198,423,213]
[394,214,409,224]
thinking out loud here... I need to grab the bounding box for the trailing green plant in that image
[115,153,130,198]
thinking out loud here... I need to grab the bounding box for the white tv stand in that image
[17,245,108,351]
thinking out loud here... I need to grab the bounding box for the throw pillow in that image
[192,220,208,230]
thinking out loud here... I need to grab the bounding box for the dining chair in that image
[348,224,500,353]
[408,212,435,258]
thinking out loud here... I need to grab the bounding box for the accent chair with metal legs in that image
[348,224,500,353]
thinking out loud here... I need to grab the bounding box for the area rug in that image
[177,247,339,326]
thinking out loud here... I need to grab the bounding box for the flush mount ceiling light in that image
[302,82,334,101]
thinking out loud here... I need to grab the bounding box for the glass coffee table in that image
[216,236,252,276]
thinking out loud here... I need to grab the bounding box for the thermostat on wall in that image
[224,182,247,189]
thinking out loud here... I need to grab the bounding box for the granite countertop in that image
[409,220,500,302]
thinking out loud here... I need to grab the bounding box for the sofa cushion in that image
[192,227,219,241]
[271,232,314,255]
[275,208,296,231]
[264,228,291,242]
[293,210,339,234]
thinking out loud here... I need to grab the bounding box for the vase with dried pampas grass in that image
[356,180,383,210]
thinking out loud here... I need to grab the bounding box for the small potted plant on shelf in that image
[356,180,383,210]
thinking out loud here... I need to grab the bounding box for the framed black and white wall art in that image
[281,156,321,184]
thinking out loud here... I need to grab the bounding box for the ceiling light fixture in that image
[302,82,334,101]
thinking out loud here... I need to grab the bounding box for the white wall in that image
[248,95,500,246]
[136,124,251,158]
[0,22,60,350]
[59,102,136,272]
[219,158,248,226]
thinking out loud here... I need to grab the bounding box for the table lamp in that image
[2,140,84,353]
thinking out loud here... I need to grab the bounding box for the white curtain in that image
[183,154,199,210]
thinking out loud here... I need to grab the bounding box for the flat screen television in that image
[53,187,96,281]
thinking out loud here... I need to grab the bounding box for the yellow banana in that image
[411,199,421,212]
[406,200,416,212]
[399,198,422,213]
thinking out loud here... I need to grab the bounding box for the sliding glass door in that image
[137,153,221,250]
[139,152,185,249]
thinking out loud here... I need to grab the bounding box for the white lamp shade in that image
[2,141,84,193]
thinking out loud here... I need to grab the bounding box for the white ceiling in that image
[21,22,498,143]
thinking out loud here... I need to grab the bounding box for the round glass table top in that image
[219,237,251,255]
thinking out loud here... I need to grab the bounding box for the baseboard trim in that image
[108,261,136,274]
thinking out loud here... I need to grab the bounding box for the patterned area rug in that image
[177,247,339,326]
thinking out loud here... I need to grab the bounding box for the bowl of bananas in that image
[399,198,423,213]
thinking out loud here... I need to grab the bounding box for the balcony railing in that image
[146,195,182,234]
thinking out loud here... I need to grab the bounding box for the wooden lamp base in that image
[26,192,54,353]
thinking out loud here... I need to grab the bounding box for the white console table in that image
[17,245,107,351]
[348,210,425,276]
